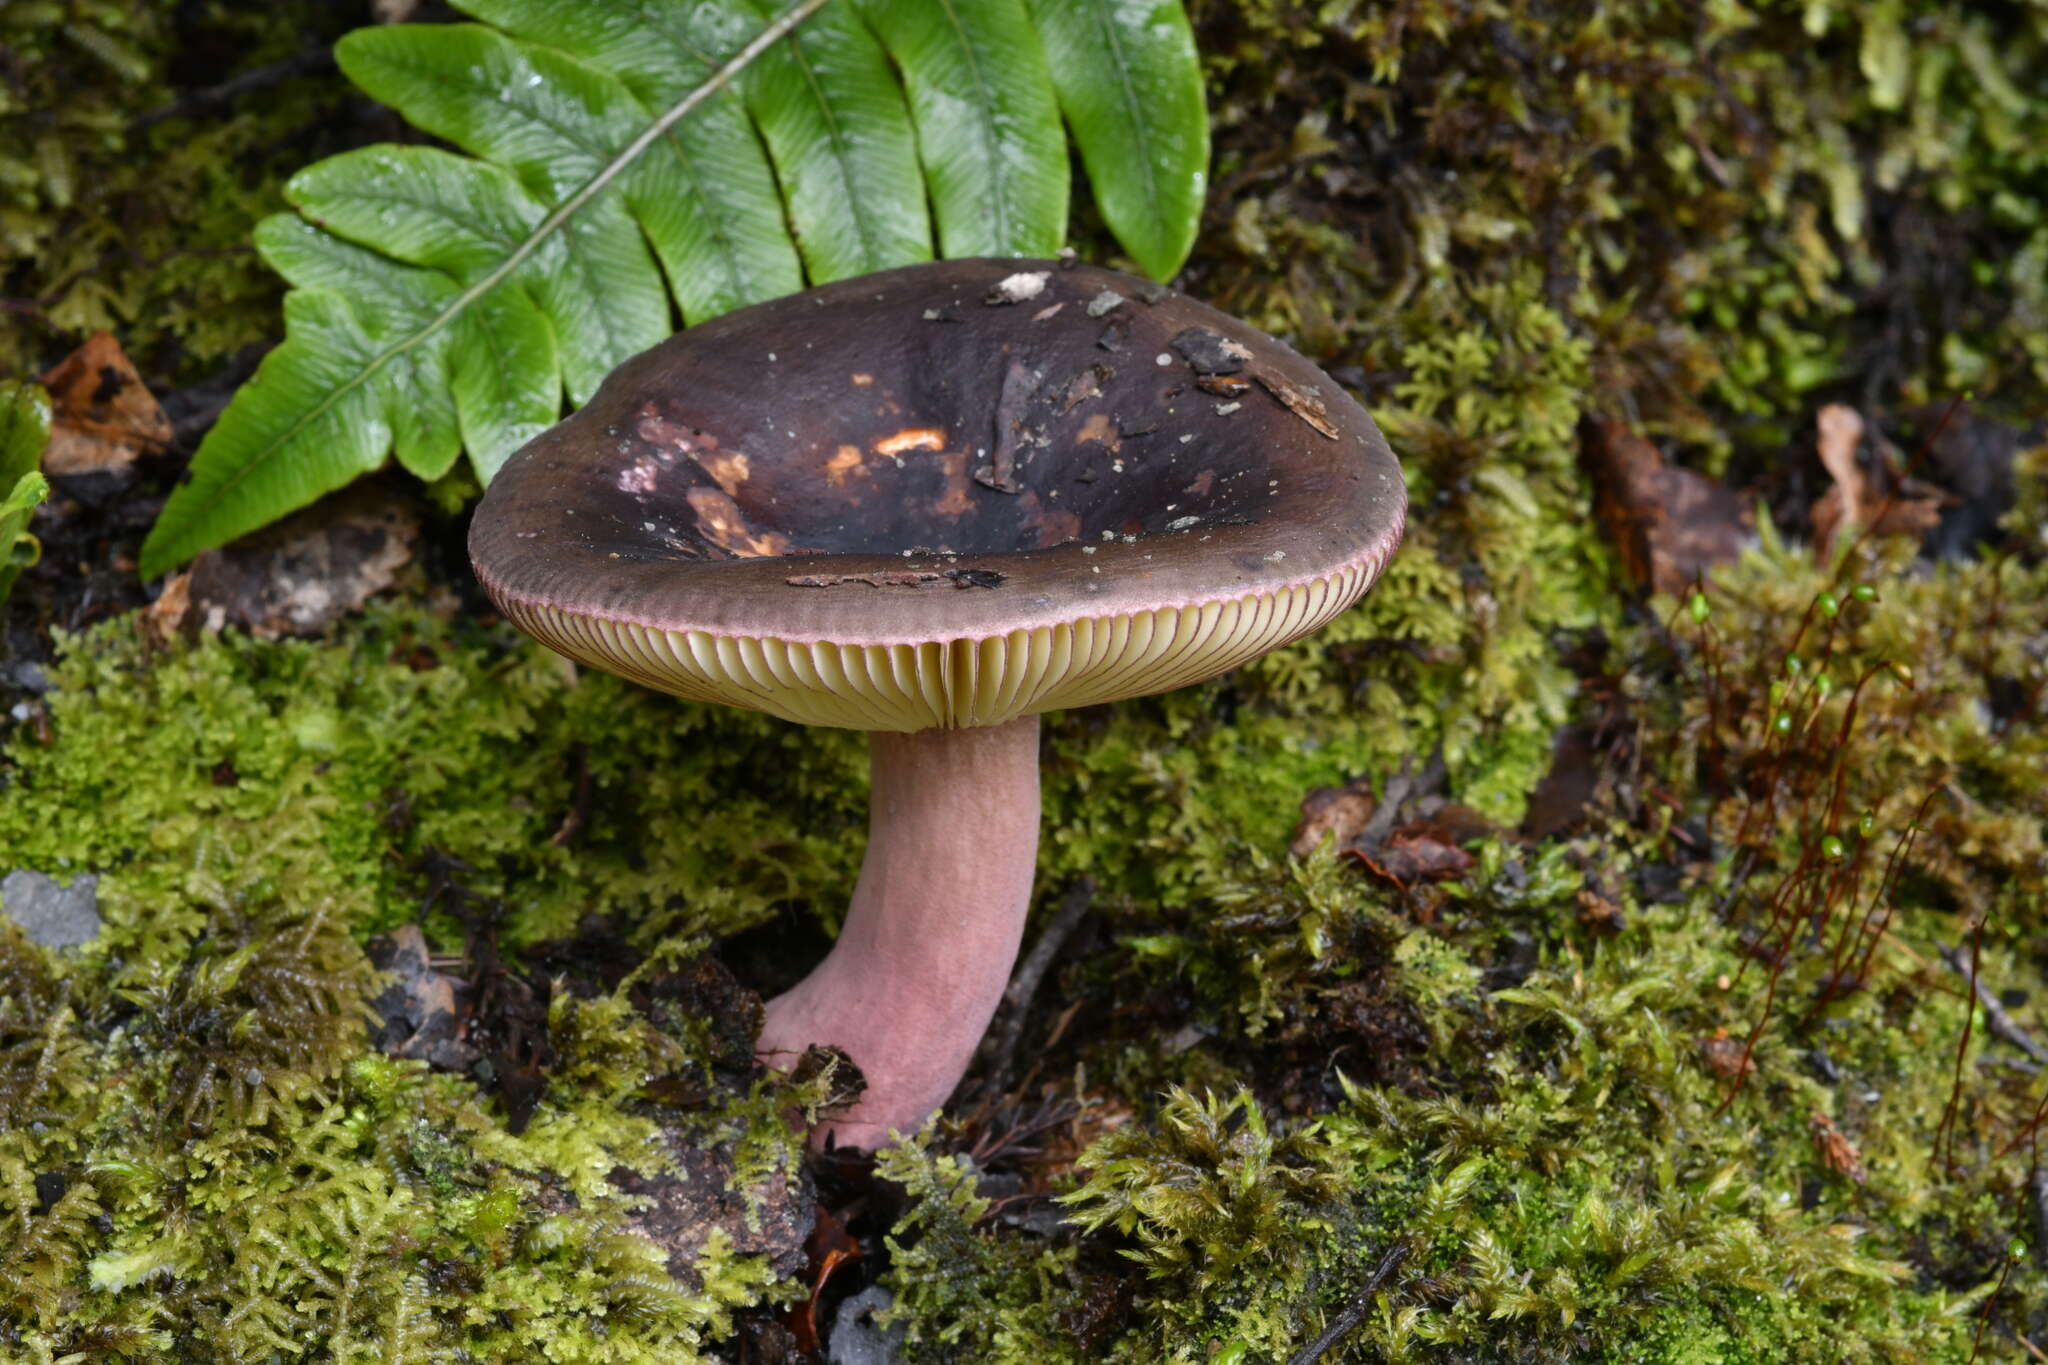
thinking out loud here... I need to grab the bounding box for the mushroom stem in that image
[757,714,1042,1149]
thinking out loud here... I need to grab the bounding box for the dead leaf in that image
[1344,827,1476,887]
[1576,888,1627,934]
[1169,327,1252,375]
[366,924,480,1072]
[1291,778,1377,857]
[137,570,193,647]
[1698,1033,1754,1079]
[39,332,171,476]
[1912,401,2026,558]
[179,485,420,637]
[1809,403,1947,559]
[1585,417,1752,597]
[1029,1093,1137,1186]
[1809,1110,1866,1183]
[1521,725,1600,840]
[789,1205,863,1354]
[613,1135,815,1292]
[1815,404,1867,509]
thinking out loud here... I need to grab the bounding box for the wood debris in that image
[1252,367,1339,439]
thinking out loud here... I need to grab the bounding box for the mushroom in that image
[469,259,1406,1148]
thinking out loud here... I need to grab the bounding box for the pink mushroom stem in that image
[756,713,1042,1149]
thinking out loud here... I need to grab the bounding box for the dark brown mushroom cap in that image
[470,259,1405,730]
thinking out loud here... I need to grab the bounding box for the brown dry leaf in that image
[1809,403,1947,559]
[1030,1093,1137,1186]
[180,486,420,637]
[1913,401,2022,557]
[39,332,171,476]
[1809,1109,1867,1183]
[1698,1033,1754,1079]
[1344,827,1476,888]
[1576,888,1628,934]
[1522,724,1600,840]
[365,924,479,1072]
[1585,417,1752,597]
[790,1205,863,1354]
[1291,778,1376,857]
[137,570,193,646]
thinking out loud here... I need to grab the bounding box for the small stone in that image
[985,271,1050,305]
[1169,327,1252,376]
[829,1286,908,1365]
[1085,290,1125,318]
[0,869,102,948]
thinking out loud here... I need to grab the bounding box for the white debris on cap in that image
[988,271,1050,304]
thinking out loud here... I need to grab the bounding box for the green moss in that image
[0,868,829,1361]
[0,608,870,956]
[7,0,2048,1356]
[5,511,2041,1358]
[2,1,358,381]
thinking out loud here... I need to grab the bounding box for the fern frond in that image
[139,0,1209,576]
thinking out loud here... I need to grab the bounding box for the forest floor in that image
[3,1,2048,1362]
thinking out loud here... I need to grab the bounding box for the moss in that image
[876,1139,1082,1360]
[6,0,2048,1357]
[0,607,870,956]
[0,868,826,1361]
[1,1,358,382]
[5,503,2041,1360]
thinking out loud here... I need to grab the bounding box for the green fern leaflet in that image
[0,382,52,607]
[139,0,1208,578]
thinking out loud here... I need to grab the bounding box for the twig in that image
[2032,1166,2048,1270]
[1940,944,2048,1066]
[1286,1240,1411,1365]
[5,245,256,324]
[548,744,594,847]
[983,877,1095,1093]
[1355,749,1446,852]
[134,47,337,129]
